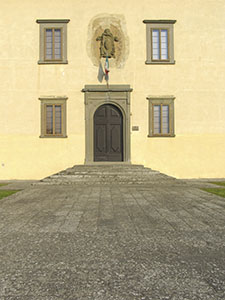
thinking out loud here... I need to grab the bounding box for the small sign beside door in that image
[132,126,139,131]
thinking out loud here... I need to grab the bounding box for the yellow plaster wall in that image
[0,135,85,180]
[0,0,225,179]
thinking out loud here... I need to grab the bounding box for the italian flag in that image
[104,56,109,82]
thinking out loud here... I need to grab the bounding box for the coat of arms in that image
[96,29,119,58]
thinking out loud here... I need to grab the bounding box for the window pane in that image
[161,30,168,59]
[46,49,52,54]
[45,29,53,59]
[46,29,53,36]
[55,105,62,134]
[46,44,52,49]
[153,105,161,134]
[54,48,61,60]
[46,105,53,134]
[45,52,52,59]
[46,37,52,43]
[54,29,61,59]
[152,29,160,60]
[54,29,61,37]
[55,49,61,54]
[162,105,169,134]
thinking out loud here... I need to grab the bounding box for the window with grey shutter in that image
[143,20,176,64]
[147,96,175,137]
[37,19,69,64]
[39,96,67,138]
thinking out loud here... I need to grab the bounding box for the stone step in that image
[59,166,147,174]
[39,164,179,185]
[53,170,160,176]
[56,164,157,174]
[64,164,143,167]
[42,181,176,185]
[43,176,172,182]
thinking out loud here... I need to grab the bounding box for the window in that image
[36,19,70,64]
[143,20,176,64]
[152,29,168,61]
[147,96,175,137]
[45,28,62,61]
[39,96,67,138]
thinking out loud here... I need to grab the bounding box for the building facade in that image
[0,0,225,180]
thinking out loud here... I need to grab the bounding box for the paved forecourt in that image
[0,165,225,300]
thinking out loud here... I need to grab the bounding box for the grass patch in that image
[209,181,225,187]
[202,188,225,198]
[0,190,20,200]
[0,183,8,187]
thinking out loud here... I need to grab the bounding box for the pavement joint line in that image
[1,167,225,299]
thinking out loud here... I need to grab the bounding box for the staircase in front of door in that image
[39,164,181,186]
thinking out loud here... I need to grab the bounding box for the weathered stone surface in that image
[40,164,179,186]
[87,13,129,68]
[0,174,225,299]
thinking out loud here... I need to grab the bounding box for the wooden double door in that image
[94,104,123,161]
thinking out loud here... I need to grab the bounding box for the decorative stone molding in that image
[36,19,70,64]
[143,20,176,24]
[147,95,175,137]
[87,14,129,68]
[36,19,70,24]
[143,20,176,65]
[39,96,68,138]
[82,85,132,164]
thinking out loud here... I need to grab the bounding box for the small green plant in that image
[202,188,225,198]
[209,181,225,187]
[0,190,20,200]
[0,183,8,187]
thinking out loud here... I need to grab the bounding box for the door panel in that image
[110,125,121,153]
[96,125,107,153]
[94,104,123,161]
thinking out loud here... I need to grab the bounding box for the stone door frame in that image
[82,85,132,164]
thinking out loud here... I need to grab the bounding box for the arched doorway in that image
[94,104,123,161]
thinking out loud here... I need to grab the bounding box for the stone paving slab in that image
[0,180,225,299]
[0,180,37,190]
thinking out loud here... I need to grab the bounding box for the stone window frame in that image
[36,19,70,64]
[147,95,175,137]
[39,96,67,138]
[143,20,176,65]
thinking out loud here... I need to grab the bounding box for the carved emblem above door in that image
[87,14,129,68]
[96,29,119,58]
